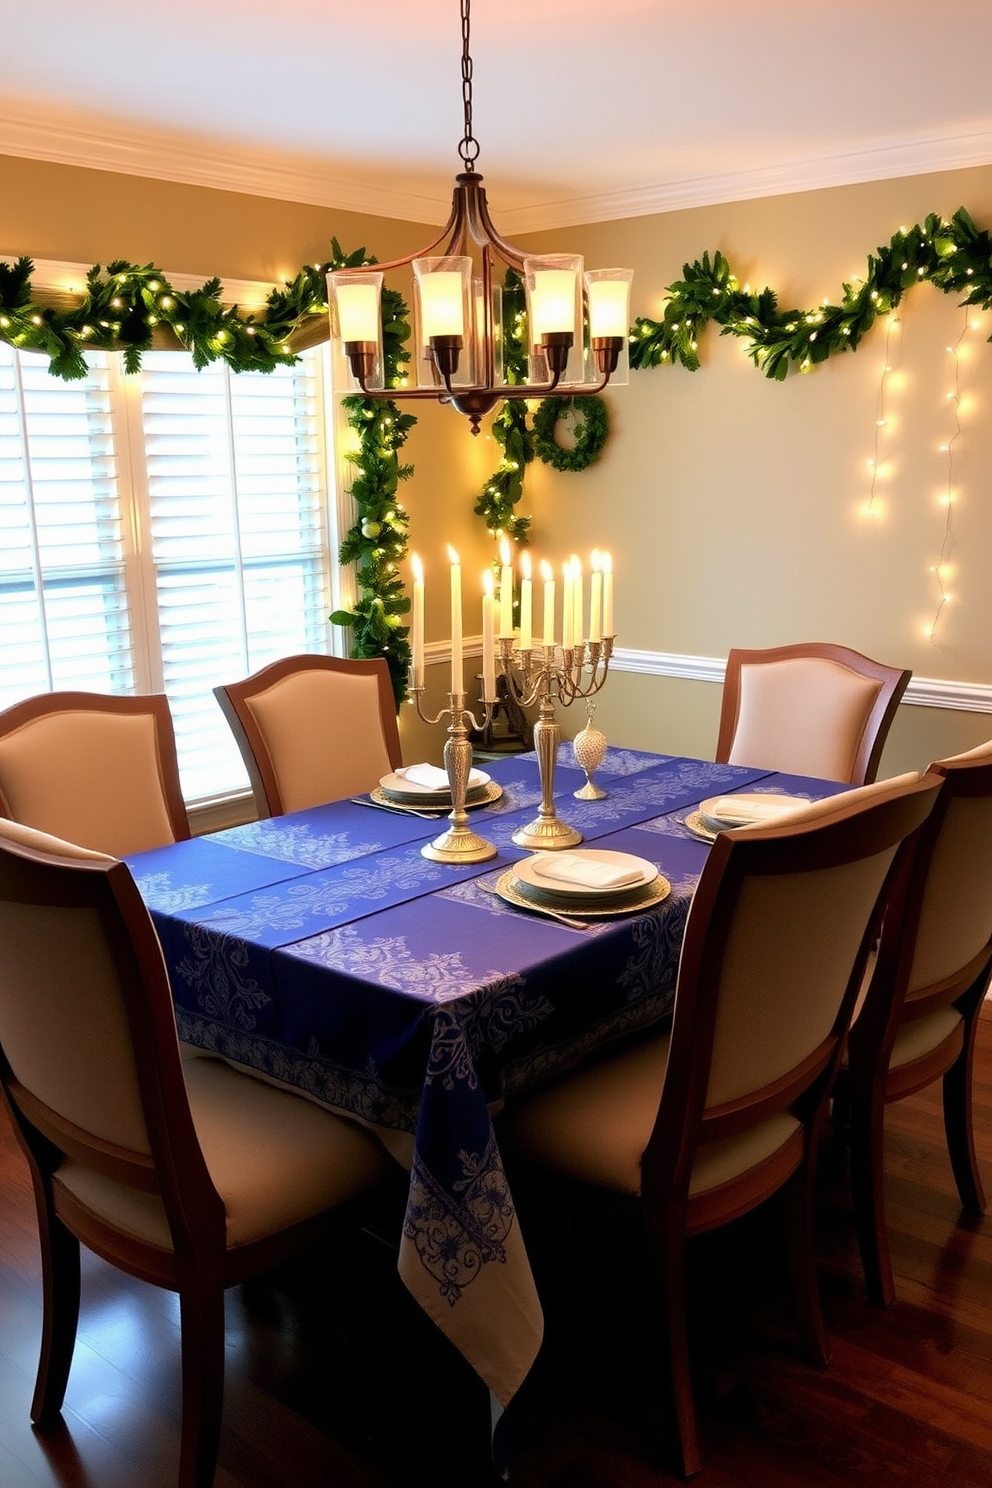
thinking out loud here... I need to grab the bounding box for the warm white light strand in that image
[864,314,901,518]
[926,309,969,642]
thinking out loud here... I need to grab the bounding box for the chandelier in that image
[326,0,633,435]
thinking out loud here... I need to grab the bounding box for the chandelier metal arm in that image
[326,0,631,433]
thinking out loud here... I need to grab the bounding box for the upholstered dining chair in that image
[716,642,912,785]
[839,739,992,1307]
[214,654,403,817]
[0,690,190,856]
[0,815,392,1488]
[500,770,940,1478]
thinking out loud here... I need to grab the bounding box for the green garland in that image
[0,239,415,705]
[472,269,611,544]
[629,206,992,381]
[0,249,342,376]
[329,282,415,707]
[532,395,609,472]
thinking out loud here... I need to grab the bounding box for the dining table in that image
[124,745,848,1415]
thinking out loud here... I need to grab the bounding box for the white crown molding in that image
[503,127,992,232]
[2,98,991,231]
[0,102,449,226]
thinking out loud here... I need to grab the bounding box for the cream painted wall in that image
[513,166,992,777]
[3,152,992,779]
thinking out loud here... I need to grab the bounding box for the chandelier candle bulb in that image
[418,270,466,339]
[541,561,556,648]
[519,552,533,650]
[448,547,463,695]
[411,554,425,689]
[499,536,514,637]
[482,571,497,702]
[586,272,633,341]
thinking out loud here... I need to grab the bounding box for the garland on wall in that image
[0,249,607,703]
[629,207,992,379]
[10,203,984,695]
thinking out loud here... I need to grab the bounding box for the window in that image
[0,338,335,806]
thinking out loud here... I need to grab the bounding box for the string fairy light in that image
[925,308,972,642]
[864,314,902,518]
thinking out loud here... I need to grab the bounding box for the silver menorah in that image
[408,685,497,863]
[497,636,614,850]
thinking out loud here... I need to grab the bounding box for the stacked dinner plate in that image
[496,849,670,920]
[373,762,501,811]
[685,791,808,842]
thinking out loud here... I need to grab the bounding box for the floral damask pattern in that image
[131,870,215,913]
[175,923,270,1028]
[404,1127,515,1306]
[217,819,386,869]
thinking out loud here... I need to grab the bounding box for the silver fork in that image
[478,878,591,930]
[349,795,444,821]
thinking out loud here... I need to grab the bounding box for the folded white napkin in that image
[706,795,802,825]
[530,853,645,889]
[394,763,487,791]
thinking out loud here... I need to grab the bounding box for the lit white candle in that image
[571,555,584,644]
[411,553,425,688]
[482,570,497,702]
[499,535,513,637]
[448,545,463,695]
[602,551,614,636]
[541,560,555,647]
[589,550,603,644]
[519,551,533,650]
[562,560,574,650]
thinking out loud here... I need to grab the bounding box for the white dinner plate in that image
[513,849,659,901]
[698,791,805,829]
[379,769,491,803]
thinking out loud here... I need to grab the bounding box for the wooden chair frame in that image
[504,773,941,1478]
[0,830,384,1488]
[841,750,992,1305]
[716,642,911,785]
[214,654,402,817]
[0,690,190,846]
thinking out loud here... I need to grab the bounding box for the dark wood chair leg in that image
[943,1011,986,1216]
[848,1076,895,1307]
[177,1280,227,1488]
[649,1227,700,1479]
[30,1208,81,1427]
[783,1159,830,1366]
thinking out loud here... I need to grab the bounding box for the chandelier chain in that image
[458,0,480,172]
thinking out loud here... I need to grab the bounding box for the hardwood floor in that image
[2,1009,992,1487]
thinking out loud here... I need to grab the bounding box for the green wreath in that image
[533,395,609,472]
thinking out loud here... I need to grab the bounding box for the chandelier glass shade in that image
[326,0,632,434]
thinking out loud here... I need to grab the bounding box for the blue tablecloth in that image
[127,749,846,1405]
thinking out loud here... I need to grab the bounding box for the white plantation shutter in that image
[140,352,332,802]
[0,343,135,701]
[0,334,335,808]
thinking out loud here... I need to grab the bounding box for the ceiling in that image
[2,0,992,232]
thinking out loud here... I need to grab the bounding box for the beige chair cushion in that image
[0,710,177,856]
[501,1031,800,1199]
[246,669,396,812]
[889,1007,963,1071]
[729,657,883,780]
[54,1056,392,1251]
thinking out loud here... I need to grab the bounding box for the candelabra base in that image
[511,815,582,851]
[422,826,498,864]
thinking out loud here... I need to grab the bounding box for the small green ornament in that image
[361,519,382,539]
